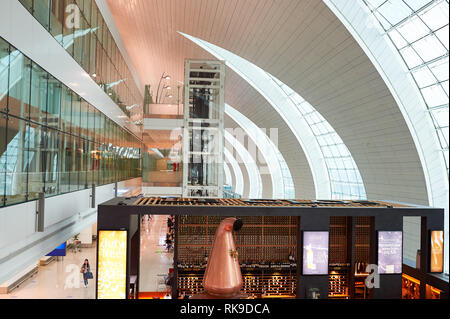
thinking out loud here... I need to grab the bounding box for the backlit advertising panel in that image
[430,230,443,273]
[302,231,329,275]
[97,230,127,299]
[378,231,402,274]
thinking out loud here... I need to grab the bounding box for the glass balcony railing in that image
[142,147,182,187]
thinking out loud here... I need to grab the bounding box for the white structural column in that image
[325,0,449,274]
[225,131,262,199]
[226,104,293,199]
[0,0,145,284]
[267,76,366,200]
[0,0,140,135]
[179,32,330,199]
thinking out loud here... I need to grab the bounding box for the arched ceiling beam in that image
[225,103,294,199]
[224,132,262,198]
[179,31,366,199]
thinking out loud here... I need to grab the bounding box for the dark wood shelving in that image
[176,215,298,297]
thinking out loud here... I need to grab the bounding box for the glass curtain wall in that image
[362,0,449,173]
[0,36,141,207]
[18,0,143,118]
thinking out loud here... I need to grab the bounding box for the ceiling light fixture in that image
[156,72,171,103]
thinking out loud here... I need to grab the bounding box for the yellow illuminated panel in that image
[430,230,443,273]
[97,230,127,299]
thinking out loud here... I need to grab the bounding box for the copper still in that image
[202,217,243,298]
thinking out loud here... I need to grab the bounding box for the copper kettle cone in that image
[202,217,243,297]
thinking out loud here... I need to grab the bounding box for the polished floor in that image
[139,214,173,293]
[0,244,97,299]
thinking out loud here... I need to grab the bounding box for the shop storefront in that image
[95,197,447,299]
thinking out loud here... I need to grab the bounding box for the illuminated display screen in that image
[430,230,443,273]
[378,231,402,274]
[302,231,329,275]
[97,230,127,299]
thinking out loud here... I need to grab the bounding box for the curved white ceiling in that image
[224,130,262,198]
[224,146,244,196]
[223,162,232,187]
[106,0,432,207]
[180,32,366,200]
[363,0,448,167]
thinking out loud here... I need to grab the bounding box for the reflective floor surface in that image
[139,214,173,293]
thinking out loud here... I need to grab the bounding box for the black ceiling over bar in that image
[98,196,443,218]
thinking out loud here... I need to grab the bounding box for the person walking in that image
[165,236,173,252]
[167,217,174,232]
[80,259,92,288]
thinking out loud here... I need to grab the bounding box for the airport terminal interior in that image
[0,0,448,300]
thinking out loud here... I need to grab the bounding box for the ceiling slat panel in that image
[104,0,429,205]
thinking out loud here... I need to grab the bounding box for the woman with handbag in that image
[81,259,93,288]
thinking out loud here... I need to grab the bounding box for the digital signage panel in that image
[430,230,443,273]
[302,231,329,275]
[378,231,402,274]
[97,230,127,299]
